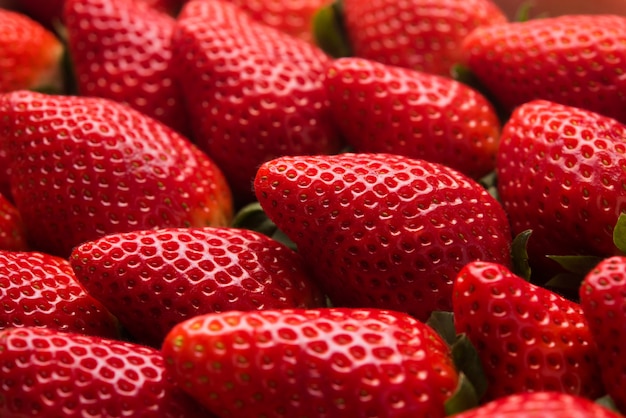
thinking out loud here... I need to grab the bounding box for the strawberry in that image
[226,0,331,43]
[254,153,512,321]
[451,391,623,418]
[462,14,626,123]
[0,326,210,417]
[69,226,325,347]
[0,90,233,257]
[0,9,63,93]
[162,308,459,417]
[0,192,28,251]
[324,57,501,179]
[64,0,190,136]
[338,0,507,77]
[453,260,603,401]
[496,100,626,279]
[0,250,119,337]
[579,256,626,413]
[173,0,343,203]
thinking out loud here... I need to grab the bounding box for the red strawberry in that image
[0,327,210,417]
[227,0,331,43]
[579,256,626,413]
[324,57,501,179]
[162,308,459,417]
[69,226,325,347]
[496,100,626,278]
[64,0,189,135]
[0,90,233,257]
[463,15,626,123]
[0,9,63,93]
[254,153,512,321]
[0,192,28,251]
[452,391,623,418]
[0,250,119,337]
[173,0,343,203]
[453,260,603,401]
[340,0,507,77]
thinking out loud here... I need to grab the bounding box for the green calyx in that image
[312,0,352,58]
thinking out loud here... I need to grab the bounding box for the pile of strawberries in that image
[1,0,626,417]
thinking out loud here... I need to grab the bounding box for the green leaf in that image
[426,311,457,347]
[613,213,626,254]
[444,373,479,416]
[595,394,619,412]
[546,255,603,275]
[451,334,488,401]
[231,202,278,237]
[511,230,532,281]
[312,0,352,58]
[543,272,586,293]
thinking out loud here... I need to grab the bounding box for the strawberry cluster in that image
[0,0,625,417]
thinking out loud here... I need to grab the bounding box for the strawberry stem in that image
[312,0,352,58]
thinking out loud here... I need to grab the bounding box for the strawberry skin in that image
[0,192,28,251]
[453,261,603,401]
[0,9,63,93]
[173,0,343,203]
[64,0,190,135]
[70,226,325,347]
[0,250,119,337]
[162,308,459,418]
[342,0,507,77]
[227,0,331,43]
[496,100,626,278]
[579,256,626,413]
[0,327,210,418]
[254,153,512,321]
[452,391,623,418]
[324,57,501,179]
[463,15,626,123]
[0,91,233,257]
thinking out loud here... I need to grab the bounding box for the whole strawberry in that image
[64,0,190,135]
[453,261,603,401]
[324,57,501,179]
[0,250,119,337]
[0,327,210,418]
[496,100,626,278]
[463,15,626,123]
[173,0,343,203]
[580,256,626,413]
[163,308,459,418]
[0,9,63,93]
[0,91,233,257]
[254,153,512,321]
[69,226,325,347]
[340,0,507,76]
[452,391,623,418]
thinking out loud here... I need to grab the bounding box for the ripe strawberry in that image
[64,0,189,135]
[69,226,325,347]
[463,14,626,123]
[0,9,63,93]
[0,193,28,251]
[254,153,512,321]
[579,256,626,413]
[0,327,210,418]
[340,0,507,77]
[453,260,603,401]
[324,57,501,179]
[452,391,623,418]
[227,0,331,43]
[496,100,626,278]
[0,250,119,337]
[0,90,233,257]
[162,308,459,417]
[173,0,343,203]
